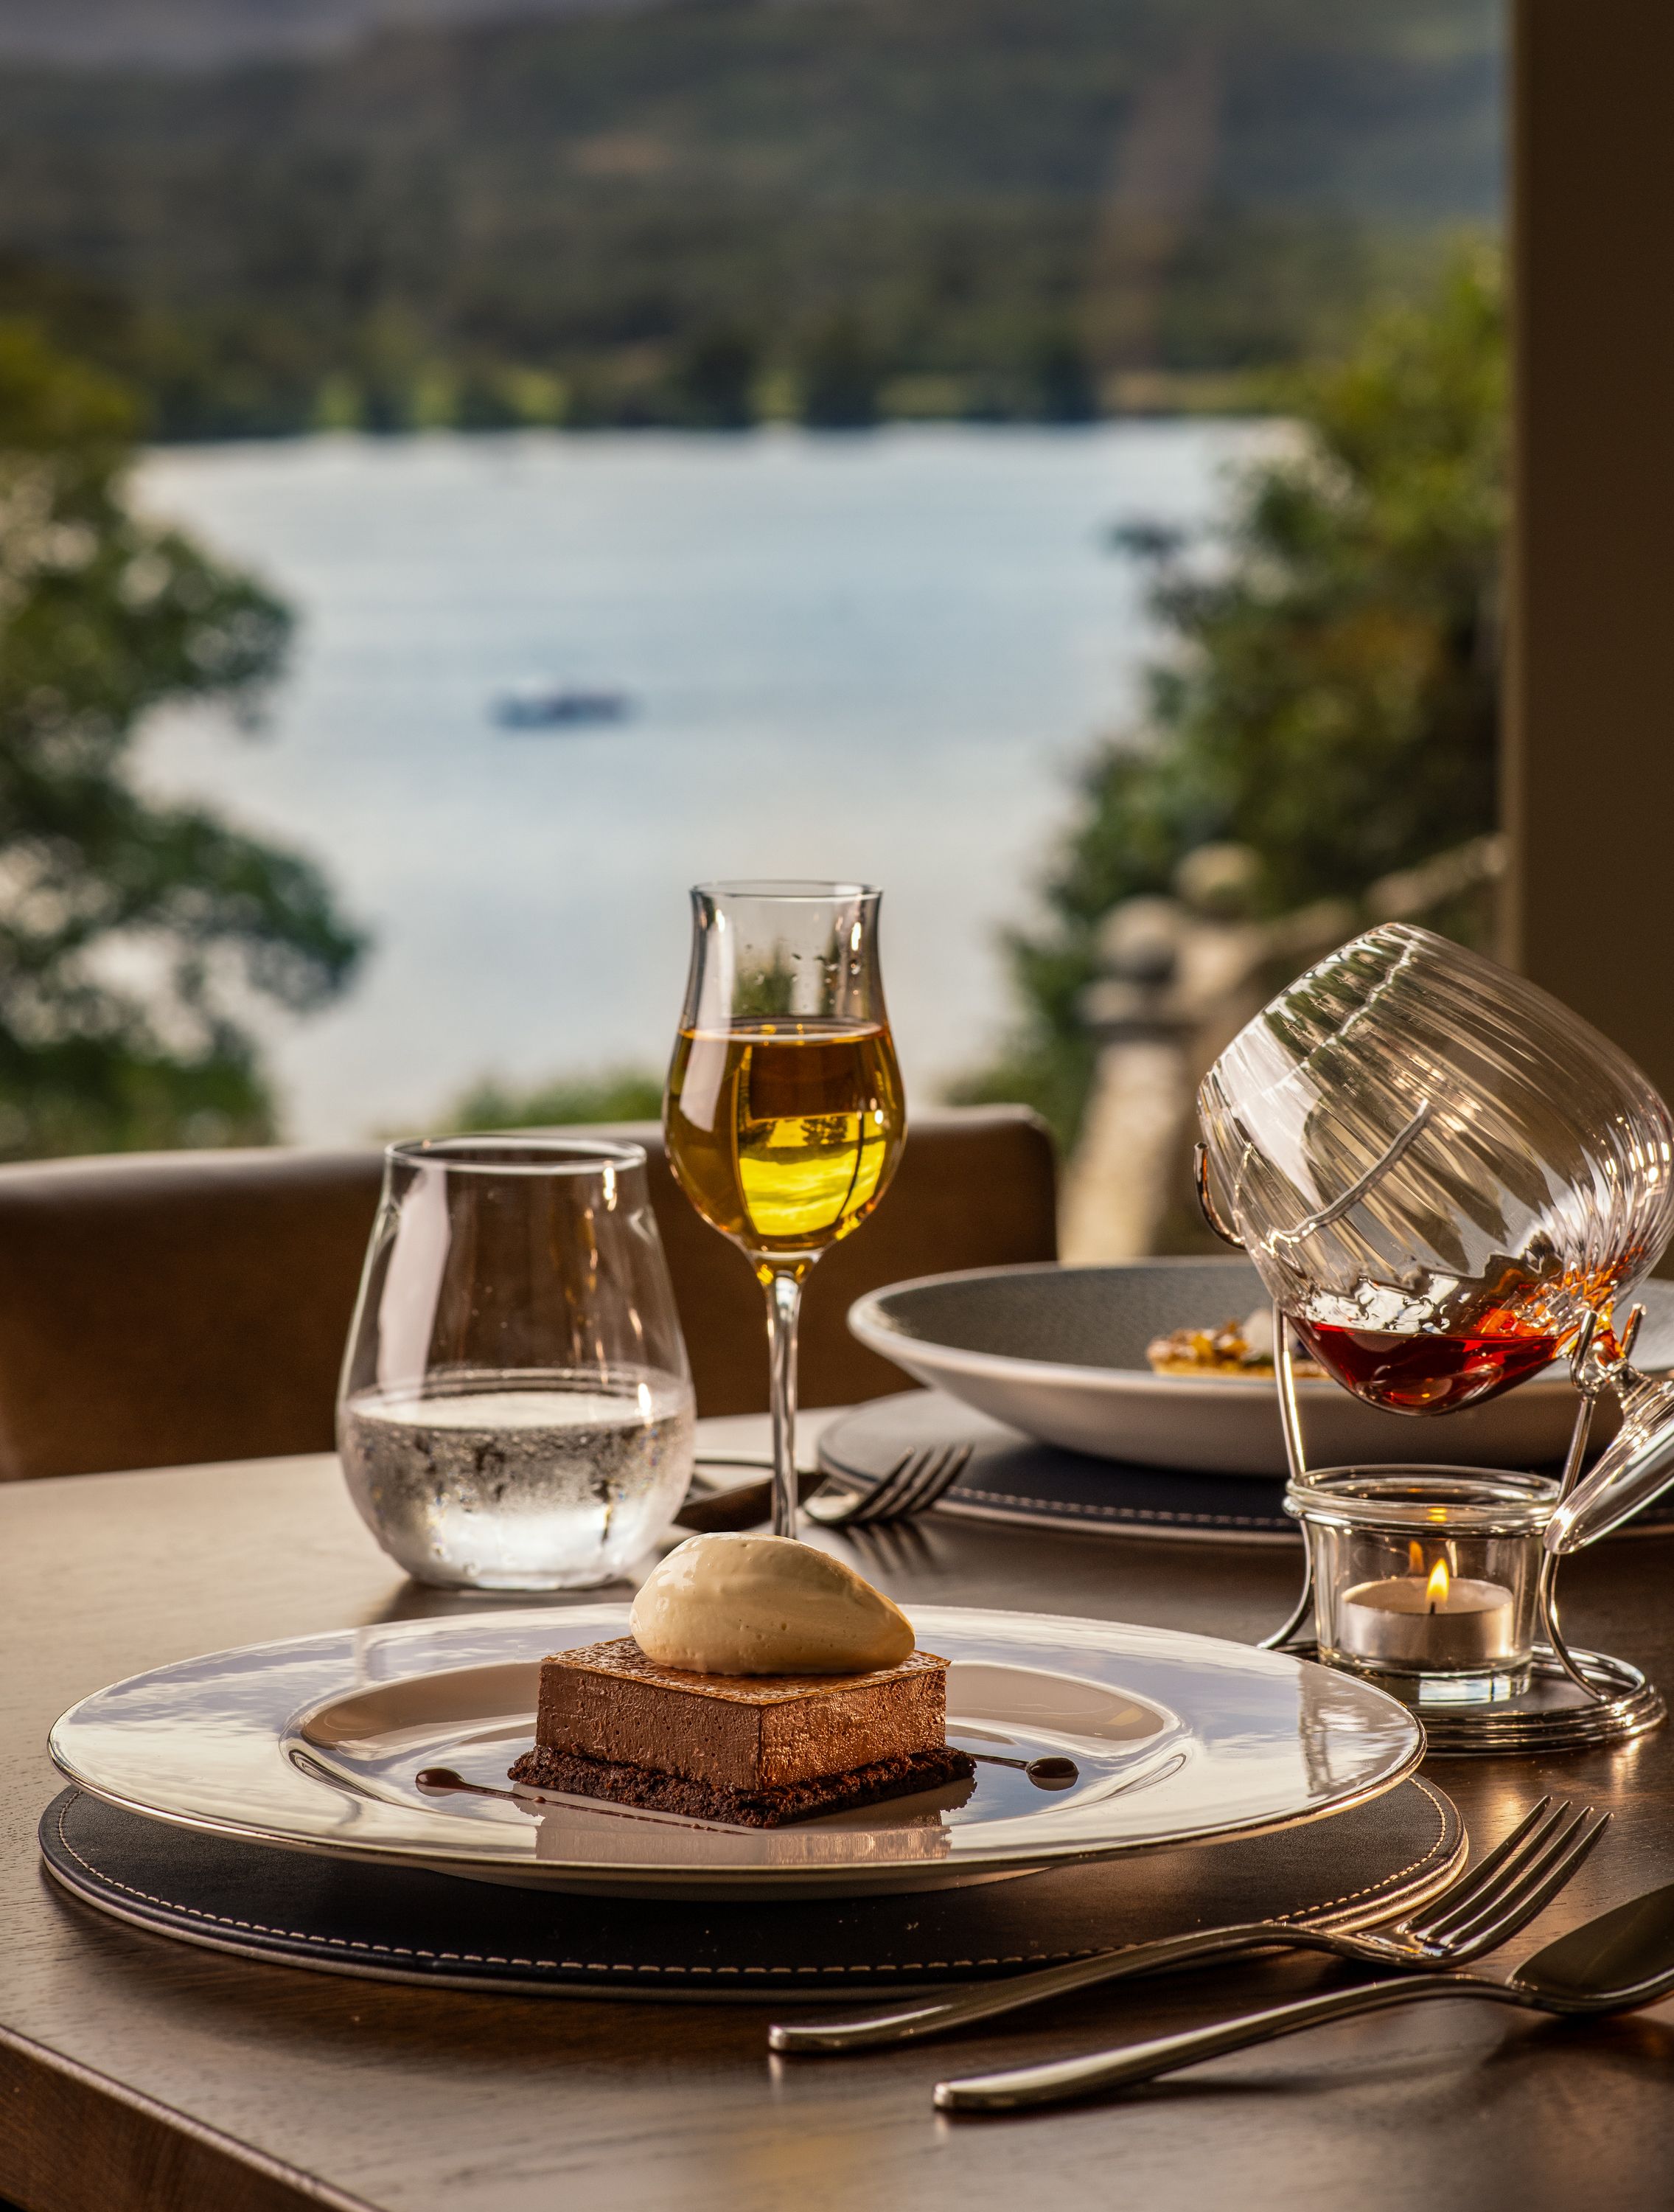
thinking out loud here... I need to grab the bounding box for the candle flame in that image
[1426,1557,1451,1607]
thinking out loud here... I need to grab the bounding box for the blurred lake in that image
[135,421,1271,1144]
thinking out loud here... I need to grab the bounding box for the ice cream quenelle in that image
[508,1534,972,1827]
[630,1533,916,1674]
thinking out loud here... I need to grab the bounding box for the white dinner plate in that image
[49,1604,1422,1900]
[848,1259,1674,1475]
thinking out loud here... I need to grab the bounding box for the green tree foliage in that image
[1029,330,1101,425]
[798,316,883,431]
[672,327,761,431]
[953,253,1504,1147]
[438,1067,666,1133]
[0,321,365,1156]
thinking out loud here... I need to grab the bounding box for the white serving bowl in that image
[848,1258,1673,1478]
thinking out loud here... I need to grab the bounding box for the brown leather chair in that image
[0,1106,1056,1481]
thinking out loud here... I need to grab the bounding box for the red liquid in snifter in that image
[1294,1320,1561,1415]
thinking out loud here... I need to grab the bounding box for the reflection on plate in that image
[50,1604,1421,1899]
[848,1260,1674,1476]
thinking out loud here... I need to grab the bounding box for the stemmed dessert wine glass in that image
[665,882,907,1537]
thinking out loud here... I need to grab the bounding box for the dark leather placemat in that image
[817,1389,1674,1545]
[41,1780,1459,2003]
[818,1391,1298,1542]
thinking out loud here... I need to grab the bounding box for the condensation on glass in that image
[338,1136,694,1590]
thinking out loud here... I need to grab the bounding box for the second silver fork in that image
[770,1796,1608,2054]
[676,1443,972,1533]
[803,1442,974,1528]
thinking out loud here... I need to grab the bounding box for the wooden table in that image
[7,1416,1674,2212]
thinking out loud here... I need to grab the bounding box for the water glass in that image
[338,1136,694,1589]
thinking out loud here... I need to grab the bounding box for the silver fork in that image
[769,1796,1608,2053]
[803,1443,974,1528]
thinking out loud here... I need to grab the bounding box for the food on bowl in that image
[1145,1306,1321,1380]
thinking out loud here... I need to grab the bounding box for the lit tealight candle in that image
[1336,1556,1516,1672]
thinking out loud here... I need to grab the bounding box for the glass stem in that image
[762,1267,806,1538]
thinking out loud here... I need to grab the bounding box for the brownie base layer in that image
[507,1742,976,1827]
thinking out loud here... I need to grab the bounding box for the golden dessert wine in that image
[667,880,901,1540]
[666,1018,904,1269]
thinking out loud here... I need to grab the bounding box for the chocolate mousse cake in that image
[509,1531,975,1826]
[508,1636,973,1826]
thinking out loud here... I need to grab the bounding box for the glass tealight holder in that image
[1286,1467,1559,1708]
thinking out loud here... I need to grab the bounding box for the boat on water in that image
[491,681,632,731]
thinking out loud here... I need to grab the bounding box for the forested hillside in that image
[0,0,1502,435]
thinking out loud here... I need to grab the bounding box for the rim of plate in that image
[848,1262,1576,1398]
[47,1604,1425,1887]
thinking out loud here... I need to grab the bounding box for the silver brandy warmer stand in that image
[1260,1304,1663,1756]
[1193,1150,1664,1756]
